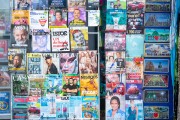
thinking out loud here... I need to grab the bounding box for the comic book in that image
[27,53,42,74]
[88,0,99,9]
[145,28,170,42]
[127,0,145,13]
[126,80,143,100]
[56,96,70,119]
[12,10,29,25]
[14,0,31,10]
[106,9,127,31]
[70,27,88,52]
[126,34,144,57]
[80,74,98,96]
[0,91,10,114]
[0,9,11,36]
[82,96,99,119]
[49,9,67,28]
[107,0,126,9]
[79,50,97,74]
[0,65,10,88]
[49,0,67,8]
[125,100,144,120]
[126,57,143,80]
[105,51,126,74]
[51,28,70,52]
[105,32,126,51]
[69,96,82,119]
[88,10,100,26]
[31,0,48,10]
[146,2,170,12]
[59,53,78,74]
[32,29,51,52]
[0,40,8,62]
[27,96,41,119]
[106,95,125,120]
[12,74,28,96]
[11,25,29,47]
[127,13,144,34]
[8,48,26,71]
[106,73,126,96]
[68,0,86,7]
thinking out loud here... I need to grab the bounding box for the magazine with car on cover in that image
[107,0,126,9]
[127,0,145,13]
[12,10,29,25]
[0,91,10,114]
[0,40,8,62]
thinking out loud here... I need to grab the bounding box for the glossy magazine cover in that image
[127,0,145,13]
[145,2,170,12]
[12,10,29,25]
[49,0,66,8]
[31,0,48,10]
[0,9,11,36]
[107,0,126,9]
[0,91,10,114]
[88,10,100,26]
[0,40,8,62]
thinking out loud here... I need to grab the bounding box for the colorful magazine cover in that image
[126,34,144,57]
[0,68,10,88]
[56,96,70,119]
[62,74,80,96]
[59,53,78,74]
[8,48,26,71]
[69,96,82,119]
[0,40,8,62]
[12,10,29,25]
[68,7,86,26]
[51,28,70,52]
[106,95,125,120]
[31,0,48,10]
[32,29,51,52]
[0,91,10,114]
[126,80,143,100]
[11,25,29,47]
[70,27,88,52]
[126,57,144,80]
[107,0,126,9]
[145,28,170,42]
[14,0,31,10]
[80,74,98,96]
[106,9,127,31]
[127,0,145,13]
[49,0,66,8]
[79,50,98,74]
[82,96,99,119]
[127,13,144,34]
[125,100,144,120]
[88,10,100,26]
[68,0,86,7]
[144,13,170,27]
[105,51,126,73]
[145,2,171,12]
[105,32,126,51]
[49,9,67,28]
[0,9,11,36]
[144,43,170,57]
[88,0,99,9]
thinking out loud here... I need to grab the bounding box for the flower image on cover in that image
[82,96,99,119]
[51,28,70,52]
[88,10,100,26]
[49,0,67,8]
[68,0,86,7]
[0,91,10,114]
[0,9,11,36]
[0,40,8,62]
[14,0,31,10]
[127,0,145,13]
[107,0,126,9]
[12,10,29,25]
[31,0,48,10]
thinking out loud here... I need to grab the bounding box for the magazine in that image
[127,0,145,13]
[0,66,10,88]
[88,0,99,9]
[0,91,10,114]
[12,10,29,25]
[68,0,86,7]
[0,9,11,36]
[0,40,8,62]
[31,0,48,10]
[107,0,126,9]
[49,0,67,8]
[14,0,31,10]
[88,10,100,26]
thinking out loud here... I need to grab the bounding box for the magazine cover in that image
[127,0,145,13]
[68,0,86,7]
[14,0,31,10]
[88,10,100,26]
[12,74,28,96]
[8,48,26,71]
[82,96,99,119]
[107,0,126,9]
[27,96,41,119]
[88,0,99,9]
[126,34,144,57]
[79,51,98,74]
[127,13,144,34]
[51,28,70,52]
[49,0,66,8]
[106,73,126,96]
[0,40,8,62]
[59,53,78,74]
[144,43,170,57]
[80,74,98,96]
[146,2,170,12]
[31,0,48,10]
[0,70,10,88]
[68,7,86,26]
[105,32,126,51]
[144,74,168,87]
[145,28,170,42]
[144,13,170,27]
[106,9,127,31]
[30,10,48,29]
[0,9,11,36]
[49,9,67,27]
[144,59,169,73]
[56,96,70,119]
[70,27,88,52]
[11,25,29,47]
[69,96,82,119]
[62,74,80,96]
[0,91,10,114]
[32,29,51,52]
[106,95,125,120]
[105,51,126,74]
[125,100,144,120]
[12,10,29,25]
[126,57,144,80]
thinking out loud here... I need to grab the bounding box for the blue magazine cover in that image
[31,0,48,10]
[0,91,10,114]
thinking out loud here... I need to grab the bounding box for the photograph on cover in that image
[14,0,31,10]
[88,0,99,9]
[0,91,10,114]
[146,2,170,12]
[127,0,145,13]
[0,70,10,88]
[0,9,11,36]
[49,0,66,8]
[68,0,86,7]
[0,40,8,62]
[88,10,100,26]
[146,0,170,2]
[12,10,29,25]
[144,59,169,73]
[31,0,48,10]
[107,0,126,9]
